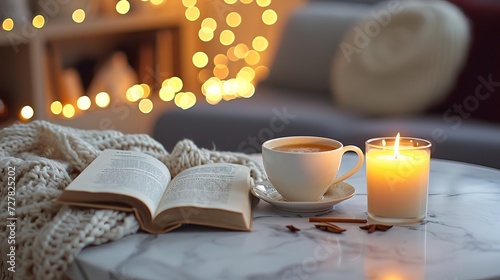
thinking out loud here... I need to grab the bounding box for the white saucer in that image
[251,180,356,213]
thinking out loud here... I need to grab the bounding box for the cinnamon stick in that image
[309,217,367,223]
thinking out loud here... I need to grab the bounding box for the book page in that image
[64,149,171,214]
[155,163,250,217]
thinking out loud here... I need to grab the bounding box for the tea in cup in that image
[262,136,364,202]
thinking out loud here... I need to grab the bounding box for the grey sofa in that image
[153,0,500,170]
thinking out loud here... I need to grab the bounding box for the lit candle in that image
[365,133,431,224]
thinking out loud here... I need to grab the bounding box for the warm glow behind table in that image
[66,155,500,280]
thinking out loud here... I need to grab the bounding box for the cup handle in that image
[331,145,364,184]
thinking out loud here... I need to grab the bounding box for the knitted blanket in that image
[0,121,266,280]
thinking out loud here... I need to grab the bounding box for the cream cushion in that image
[330,0,471,116]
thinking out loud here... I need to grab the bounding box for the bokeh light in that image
[72,9,86,23]
[2,18,14,31]
[182,0,197,7]
[150,0,164,5]
[199,27,214,42]
[221,80,237,101]
[220,30,235,46]
[116,0,131,15]
[126,85,143,102]
[140,84,151,98]
[227,47,238,62]
[197,68,212,84]
[201,18,217,31]
[202,77,220,95]
[62,104,75,118]
[50,101,63,115]
[256,0,271,7]
[174,92,196,109]
[185,6,200,21]
[77,96,91,110]
[214,54,228,65]
[162,77,183,92]
[245,50,260,65]
[32,15,45,29]
[213,64,229,79]
[20,106,34,120]
[237,66,256,82]
[239,81,255,98]
[193,51,209,68]
[138,98,153,114]
[159,86,175,102]
[262,9,277,25]
[5,0,281,113]
[95,92,111,108]
[252,36,269,52]
[234,43,249,59]
[226,12,242,27]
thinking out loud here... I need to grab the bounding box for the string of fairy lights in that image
[1,0,277,120]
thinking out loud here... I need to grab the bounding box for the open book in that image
[56,149,253,234]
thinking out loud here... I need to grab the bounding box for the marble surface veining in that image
[67,157,500,280]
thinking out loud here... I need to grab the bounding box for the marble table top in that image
[67,155,500,280]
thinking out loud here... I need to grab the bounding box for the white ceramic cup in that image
[262,136,364,202]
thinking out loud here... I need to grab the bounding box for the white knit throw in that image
[0,121,266,280]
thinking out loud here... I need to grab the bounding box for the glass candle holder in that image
[365,136,432,224]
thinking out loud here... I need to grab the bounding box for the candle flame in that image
[394,133,400,159]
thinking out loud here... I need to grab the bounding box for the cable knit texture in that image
[0,121,266,280]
